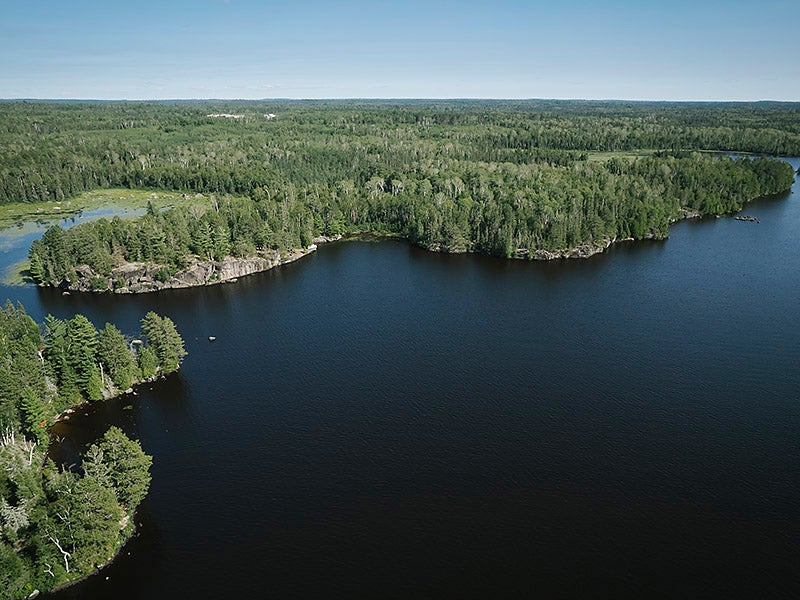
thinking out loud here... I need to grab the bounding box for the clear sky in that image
[1,0,797,101]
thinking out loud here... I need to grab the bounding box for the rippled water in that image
[2,160,798,599]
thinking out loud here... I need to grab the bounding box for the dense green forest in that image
[27,152,794,289]
[0,303,185,598]
[2,100,799,206]
[1,101,797,285]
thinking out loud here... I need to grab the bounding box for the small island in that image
[0,303,186,599]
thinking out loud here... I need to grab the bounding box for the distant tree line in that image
[0,302,186,597]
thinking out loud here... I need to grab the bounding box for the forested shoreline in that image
[0,303,186,598]
[2,101,794,290]
[25,152,794,291]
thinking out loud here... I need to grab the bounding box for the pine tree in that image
[27,245,45,284]
[211,224,230,260]
[20,388,47,443]
[140,312,186,372]
[44,315,74,392]
[97,323,136,390]
[138,345,157,379]
[0,541,32,599]
[191,220,213,259]
[91,427,152,510]
[65,315,100,399]
[67,475,123,572]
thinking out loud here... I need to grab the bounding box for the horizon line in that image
[2,97,800,104]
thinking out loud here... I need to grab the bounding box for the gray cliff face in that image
[423,238,617,260]
[528,238,614,260]
[312,234,343,244]
[61,249,313,293]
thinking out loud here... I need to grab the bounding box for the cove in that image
[1,159,798,598]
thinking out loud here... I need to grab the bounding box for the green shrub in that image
[89,276,108,291]
[154,267,171,283]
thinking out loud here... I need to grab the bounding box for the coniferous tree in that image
[19,388,47,443]
[137,346,158,379]
[0,541,31,598]
[44,315,75,394]
[97,323,136,391]
[0,302,167,598]
[89,427,153,510]
[66,475,122,572]
[140,312,186,372]
[65,315,101,400]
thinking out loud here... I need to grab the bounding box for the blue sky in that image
[1,0,797,100]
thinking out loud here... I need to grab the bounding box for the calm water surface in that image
[2,160,799,599]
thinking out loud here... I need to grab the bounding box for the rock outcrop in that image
[312,234,343,244]
[61,248,315,294]
[528,238,618,260]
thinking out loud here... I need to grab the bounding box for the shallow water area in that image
[0,206,147,283]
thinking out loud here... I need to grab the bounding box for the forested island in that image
[0,303,186,598]
[0,101,796,291]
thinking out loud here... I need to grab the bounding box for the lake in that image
[2,159,799,598]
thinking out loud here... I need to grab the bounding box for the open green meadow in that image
[0,188,216,230]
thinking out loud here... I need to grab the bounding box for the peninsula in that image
[24,155,794,294]
[0,305,186,599]
[3,101,794,293]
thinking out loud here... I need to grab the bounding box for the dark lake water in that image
[2,160,799,599]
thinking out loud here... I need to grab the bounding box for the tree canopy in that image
[0,302,184,598]
[8,101,795,289]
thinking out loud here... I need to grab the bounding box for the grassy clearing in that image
[585,149,755,163]
[3,260,32,286]
[585,150,659,162]
[0,188,219,230]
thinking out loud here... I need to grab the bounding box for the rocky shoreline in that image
[54,235,351,294]
[422,230,672,261]
[49,229,669,295]
[47,201,764,295]
[58,246,317,294]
